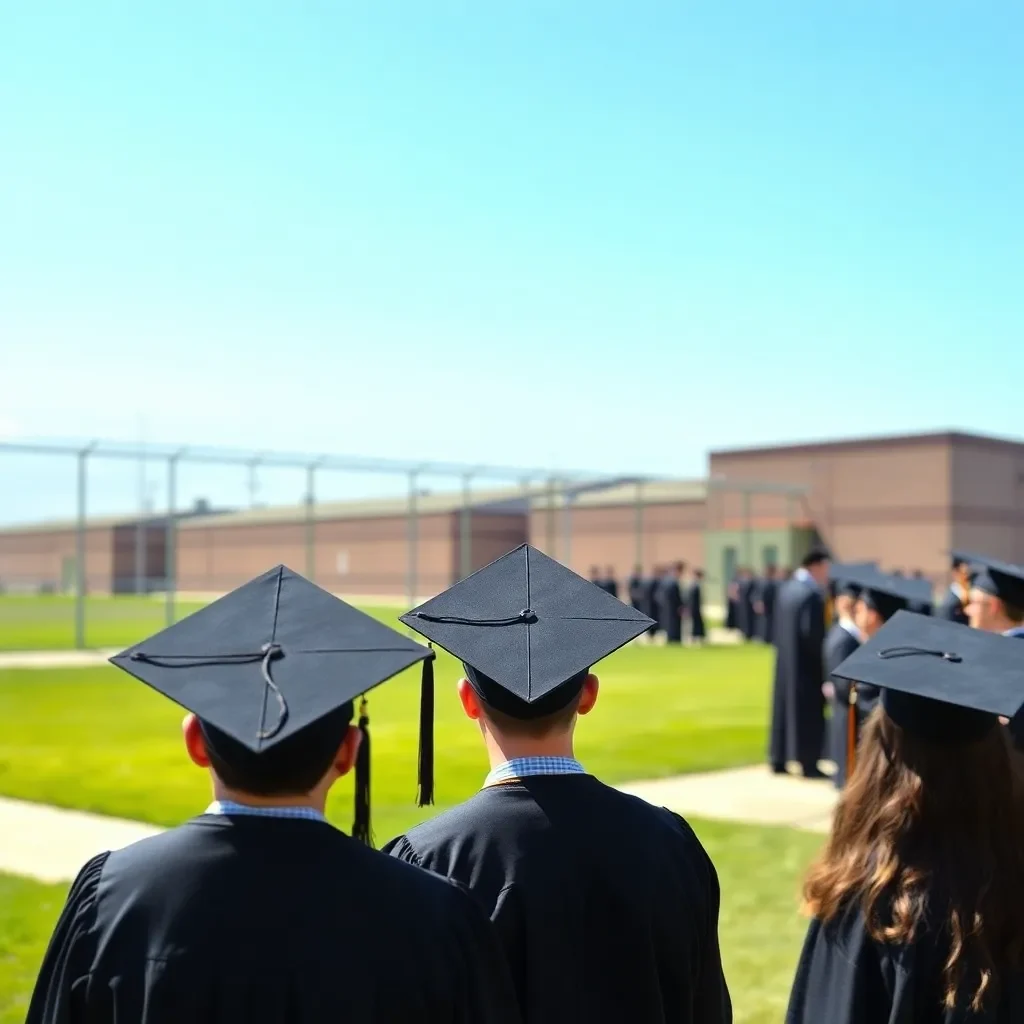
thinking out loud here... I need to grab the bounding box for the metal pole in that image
[545,476,556,554]
[561,482,572,566]
[74,446,93,649]
[305,462,318,581]
[166,452,181,626]
[634,480,645,570]
[460,472,473,580]
[742,489,752,569]
[407,470,419,607]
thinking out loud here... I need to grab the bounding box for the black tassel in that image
[417,648,435,807]
[352,697,373,847]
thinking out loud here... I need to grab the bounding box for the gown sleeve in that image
[380,833,421,865]
[26,852,108,1024]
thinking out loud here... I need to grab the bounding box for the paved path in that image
[0,765,834,884]
[0,649,120,669]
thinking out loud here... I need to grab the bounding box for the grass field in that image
[0,617,821,1023]
[0,594,208,651]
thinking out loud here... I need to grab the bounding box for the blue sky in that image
[2,2,1023,521]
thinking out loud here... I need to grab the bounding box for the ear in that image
[576,674,599,716]
[182,713,211,768]
[331,724,362,778]
[457,678,482,720]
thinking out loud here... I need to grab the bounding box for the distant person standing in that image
[603,565,619,600]
[936,553,971,625]
[689,569,706,644]
[821,574,863,788]
[628,564,646,615]
[645,566,664,640]
[754,564,779,644]
[658,561,686,644]
[769,547,831,779]
[737,569,757,641]
[590,566,604,590]
[725,572,739,630]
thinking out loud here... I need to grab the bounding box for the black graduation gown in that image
[756,578,778,643]
[384,775,731,1024]
[937,587,969,626]
[725,580,739,630]
[689,581,706,639]
[644,577,662,634]
[28,815,521,1024]
[1001,629,1024,752]
[769,577,827,773]
[822,623,869,789]
[786,901,1024,1024]
[659,576,685,642]
[627,574,646,614]
[604,577,619,600]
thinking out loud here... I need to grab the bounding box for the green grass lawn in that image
[0,819,820,1024]
[0,594,209,651]
[0,640,773,836]
[0,636,813,1022]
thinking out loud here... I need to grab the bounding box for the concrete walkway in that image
[0,765,834,884]
[0,649,120,669]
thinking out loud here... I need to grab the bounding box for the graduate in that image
[769,547,831,778]
[385,545,732,1024]
[658,560,687,644]
[602,565,620,600]
[627,564,646,616]
[827,568,922,789]
[820,567,865,788]
[937,553,972,624]
[736,568,757,640]
[644,566,664,639]
[960,553,1024,752]
[753,564,779,644]
[689,568,707,644]
[787,612,1024,1023]
[27,566,520,1024]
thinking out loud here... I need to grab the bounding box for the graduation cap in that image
[828,562,877,600]
[954,552,1024,609]
[401,544,654,720]
[837,566,922,622]
[110,565,434,843]
[832,610,1024,748]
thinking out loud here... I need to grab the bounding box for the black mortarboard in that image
[838,566,922,622]
[955,552,1024,609]
[829,562,877,600]
[832,610,1024,745]
[401,544,654,720]
[110,565,434,843]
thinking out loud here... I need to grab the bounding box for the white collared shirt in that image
[838,617,864,643]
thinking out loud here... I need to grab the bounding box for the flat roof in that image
[710,429,1024,460]
[530,479,707,510]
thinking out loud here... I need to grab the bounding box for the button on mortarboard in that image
[830,610,1024,744]
[111,565,432,752]
[401,544,654,718]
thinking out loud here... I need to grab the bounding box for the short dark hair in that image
[802,547,830,568]
[479,693,583,738]
[201,704,353,797]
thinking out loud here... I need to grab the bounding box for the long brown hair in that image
[804,707,1024,1012]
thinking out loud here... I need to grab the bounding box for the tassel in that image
[417,648,435,807]
[352,697,373,847]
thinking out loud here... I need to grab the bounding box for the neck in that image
[211,778,328,814]
[481,726,577,769]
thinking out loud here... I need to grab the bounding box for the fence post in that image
[74,444,95,649]
[743,488,752,569]
[165,451,182,627]
[634,480,645,571]
[305,461,319,581]
[561,482,572,567]
[407,469,419,609]
[459,472,474,580]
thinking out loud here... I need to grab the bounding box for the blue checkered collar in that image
[484,756,586,788]
[205,799,326,823]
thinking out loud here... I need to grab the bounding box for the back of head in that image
[802,546,830,569]
[201,704,353,797]
[804,707,1024,1012]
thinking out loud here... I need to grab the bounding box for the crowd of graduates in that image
[591,563,706,642]
[24,545,1024,1024]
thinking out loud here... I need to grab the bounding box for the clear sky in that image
[2,2,1022,521]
